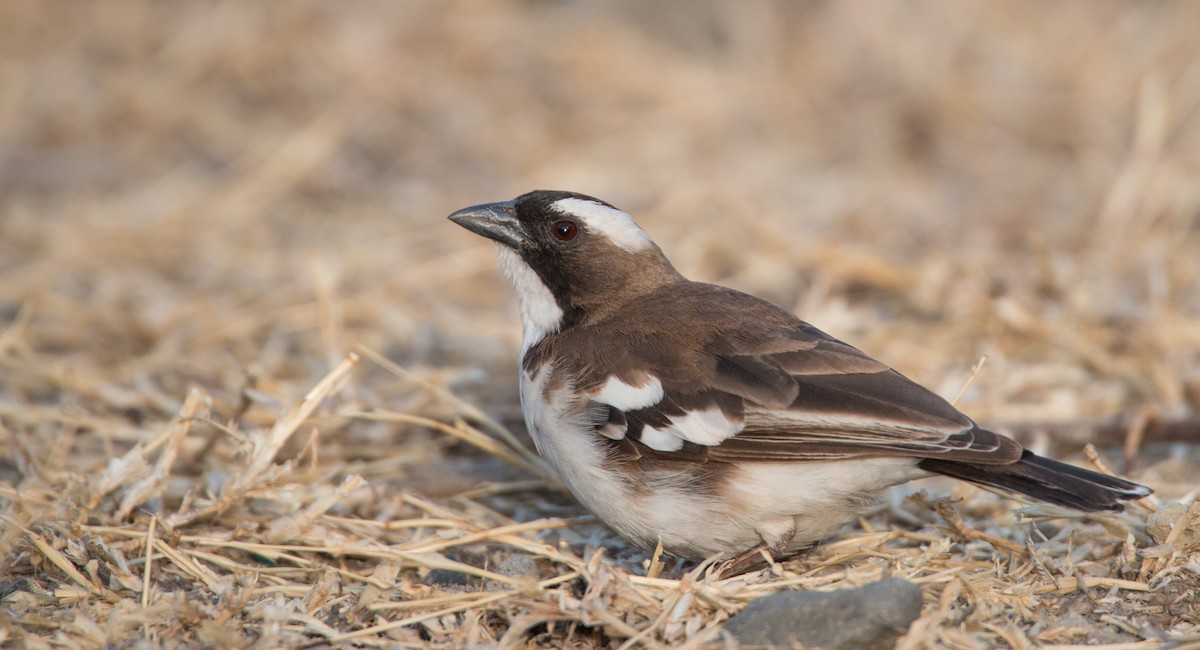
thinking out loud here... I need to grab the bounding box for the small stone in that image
[497,554,539,578]
[724,578,924,650]
[0,578,26,600]
[422,569,469,591]
[1146,503,1188,544]
[485,554,540,591]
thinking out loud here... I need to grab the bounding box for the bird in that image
[448,189,1152,572]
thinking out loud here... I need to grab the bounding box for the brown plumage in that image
[449,190,1151,565]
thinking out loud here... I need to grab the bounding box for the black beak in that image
[448,200,524,249]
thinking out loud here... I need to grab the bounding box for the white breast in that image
[521,367,731,556]
[520,367,638,530]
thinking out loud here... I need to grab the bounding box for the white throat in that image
[497,246,564,353]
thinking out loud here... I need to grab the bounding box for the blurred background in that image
[3,0,1199,466]
[7,1,1200,425]
[3,1,1200,646]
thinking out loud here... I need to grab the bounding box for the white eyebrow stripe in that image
[551,198,652,252]
[593,375,664,411]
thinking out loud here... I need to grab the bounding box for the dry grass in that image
[2,1,1199,647]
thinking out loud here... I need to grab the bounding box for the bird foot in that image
[716,542,817,578]
[716,544,773,577]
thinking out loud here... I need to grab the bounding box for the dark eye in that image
[552,220,578,241]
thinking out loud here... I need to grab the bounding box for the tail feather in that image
[918,449,1152,512]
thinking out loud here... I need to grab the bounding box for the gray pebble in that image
[422,569,469,591]
[496,554,539,579]
[485,554,540,591]
[724,578,924,649]
[1146,503,1188,544]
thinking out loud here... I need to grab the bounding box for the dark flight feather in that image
[919,451,1151,511]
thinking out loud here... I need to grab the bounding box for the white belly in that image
[520,368,927,560]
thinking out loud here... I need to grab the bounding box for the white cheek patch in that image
[497,246,564,353]
[593,375,664,411]
[551,198,653,252]
[667,408,742,446]
[639,425,685,452]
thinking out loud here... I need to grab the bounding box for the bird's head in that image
[449,190,680,346]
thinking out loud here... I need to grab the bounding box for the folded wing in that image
[561,284,1022,465]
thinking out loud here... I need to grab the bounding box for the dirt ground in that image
[1,1,1198,647]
